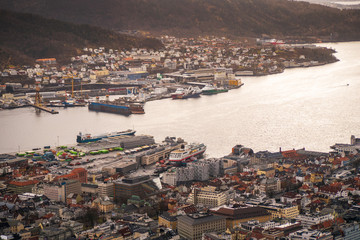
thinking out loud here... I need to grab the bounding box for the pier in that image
[31,104,59,114]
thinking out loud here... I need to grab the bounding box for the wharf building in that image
[177,213,226,240]
[114,175,162,202]
[331,135,360,156]
[0,154,28,168]
[77,135,155,153]
[138,145,181,166]
[210,205,272,229]
[187,186,226,208]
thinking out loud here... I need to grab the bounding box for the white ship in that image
[168,143,206,163]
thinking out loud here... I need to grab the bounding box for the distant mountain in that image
[0,9,163,67]
[0,0,360,40]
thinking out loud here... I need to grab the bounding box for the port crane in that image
[31,83,59,114]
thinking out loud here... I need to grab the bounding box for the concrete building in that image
[296,213,334,227]
[188,186,226,208]
[98,182,114,198]
[259,178,281,194]
[158,212,177,230]
[44,180,81,202]
[289,229,333,240]
[114,175,162,202]
[339,222,360,240]
[178,213,226,240]
[162,159,221,186]
[115,161,138,175]
[44,183,64,202]
[260,203,299,219]
[81,183,98,194]
[7,180,38,194]
[210,205,272,229]
[54,168,88,184]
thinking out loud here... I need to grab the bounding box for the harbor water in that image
[1,42,360,157]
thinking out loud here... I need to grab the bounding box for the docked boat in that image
[168,143,206,163]
[171,88,186,99]
[88,102,132,115]
[89,96,145,115]
[171,87,202,99]
[76,129,136,143]
[201,84,228,95]
[128,103,145,114]
[47,99,86,107]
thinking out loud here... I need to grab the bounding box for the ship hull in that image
[168,149,206,163]
[88,102,131,115]
[202,89,228,95]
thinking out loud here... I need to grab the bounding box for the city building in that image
[338,222,360,240]
[289,229,333,240]
[260,203,299,219]
[296,213,334,227]
[177,213,226,240]
[7,180,39,194]
[44,179,81,202]
[54,168,88,183]
[98,182,114,198]
[210,205,272,229]
[188,186,226,208]
[114,175,162,202]
[158,212,177,230]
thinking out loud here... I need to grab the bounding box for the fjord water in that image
[1,42,360,157]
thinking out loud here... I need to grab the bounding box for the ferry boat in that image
[168,143,206,163]
[201,84,228,95]
[76,129,136,143]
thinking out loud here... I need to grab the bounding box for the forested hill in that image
[0,0,360,40]
[0,9,163,66]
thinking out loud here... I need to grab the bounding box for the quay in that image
[31,104,59,114]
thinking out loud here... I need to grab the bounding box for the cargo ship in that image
[201,84,228,95]
[76,129,136,143]
[88,96,145,115]
[168,143,206,163]
[88,102,131,115]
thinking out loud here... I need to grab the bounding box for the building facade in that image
[178,213,226,240]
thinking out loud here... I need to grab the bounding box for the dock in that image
[31,104,59,114]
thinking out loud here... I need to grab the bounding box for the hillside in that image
[0,9,163,67]
[0,0,360,40]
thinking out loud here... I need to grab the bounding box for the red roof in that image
[282,150,299,158]
[9,180,39,186]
